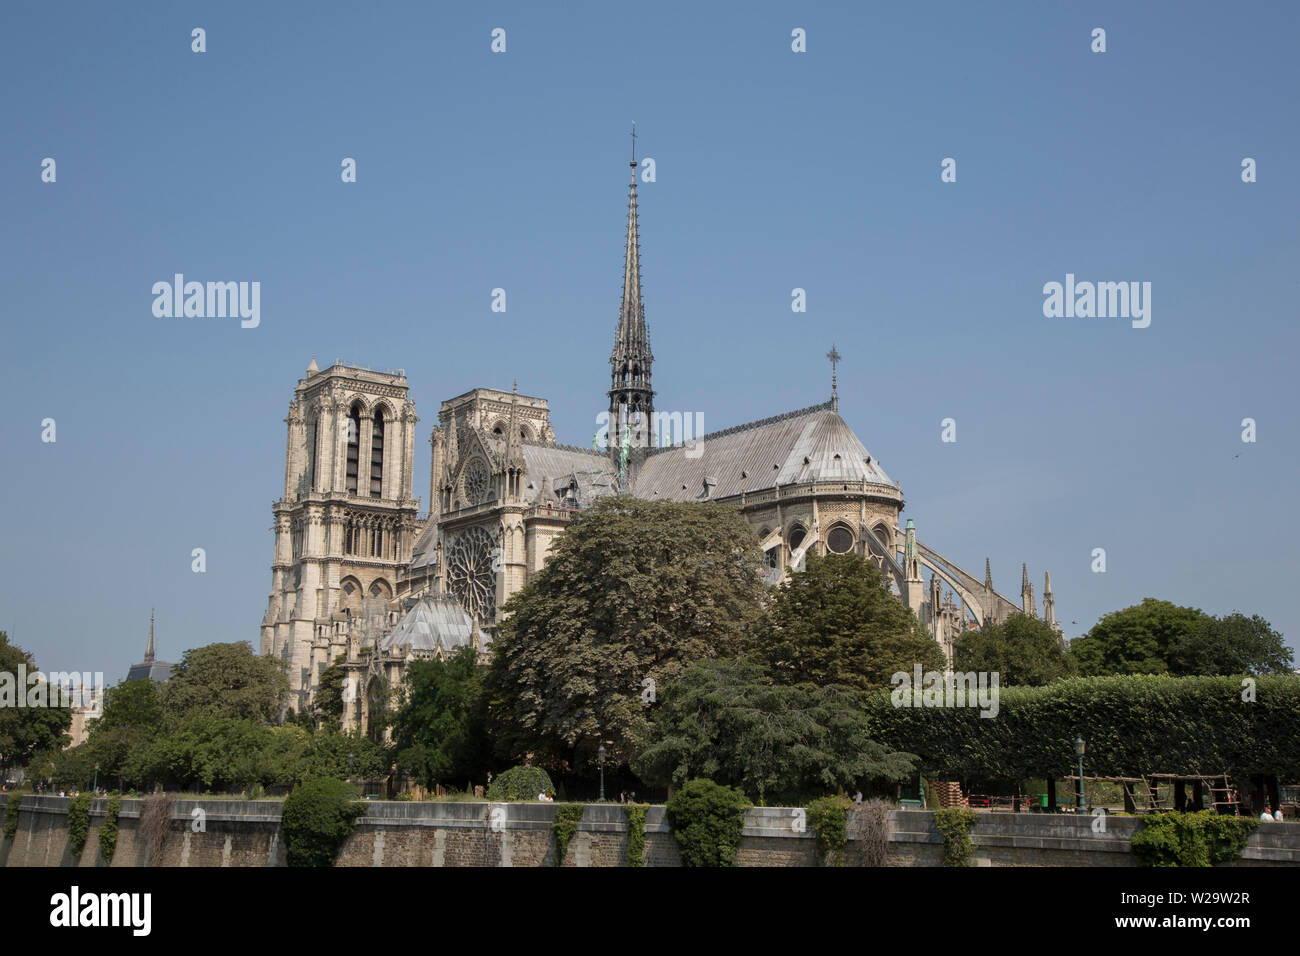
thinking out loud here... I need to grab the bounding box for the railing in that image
[326,359,406,377]
[526,503,582,520]
[736,479,903,504]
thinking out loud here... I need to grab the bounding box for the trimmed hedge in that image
[281,778,367,867]
[865,674,1300,782]
[487,766,555,802]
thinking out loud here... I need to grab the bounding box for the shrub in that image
[140,793,173,866]
[665,779,749,867]
[281,778,367,867]
[933,807,978,867]
[1131,812,1258,867]
[552,804,584,866]
[806,795,853,866]
[624,804,647,867]
[98,795,122,863]
[487,765,554,802]
[68,793,93,856]
[3,790,23,841]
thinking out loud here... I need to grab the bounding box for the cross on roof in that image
[827,345,841,409]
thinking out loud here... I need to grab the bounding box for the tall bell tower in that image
[261,359,419,714]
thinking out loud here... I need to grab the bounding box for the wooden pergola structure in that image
[1061,773,1242,815]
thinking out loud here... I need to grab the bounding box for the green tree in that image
[0,631,72,774]
[633,657,915,805]
[160,642,288,725]
[954,613,1078,686]
[313,656,348,728]
[81,678,164,788]
[1168,613,1292,677]
[299,729,388,785]
[759,553,945,692]
[488,498,767,768]
[130,716,272,791]
[390,647,491,791]
[1072,599,1212,676]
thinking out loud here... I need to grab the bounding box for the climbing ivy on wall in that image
[3,790,22,841]
[67,793,93,856]
[1131,812,1259,867]
[623,804,647,867]
[806,796,852,866]
[933,807,978,867]
[98,795,123,863]
[552,804,584,866]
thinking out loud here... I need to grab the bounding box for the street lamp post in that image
[597,744,606,803]
[1074,737,1086,812]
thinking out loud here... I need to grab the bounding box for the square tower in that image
[261,359,420,713]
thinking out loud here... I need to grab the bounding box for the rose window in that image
[446,525,496,622]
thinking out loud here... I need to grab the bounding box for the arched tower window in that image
[306,420,318,492]
[346,404,362,494]
[370,408,385,497]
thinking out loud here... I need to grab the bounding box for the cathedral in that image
[260,156,1060,731]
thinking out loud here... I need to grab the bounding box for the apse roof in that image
[633,402,894,502]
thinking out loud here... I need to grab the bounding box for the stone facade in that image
[6,798,1298,868]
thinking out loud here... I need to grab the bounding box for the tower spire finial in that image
[145,607,156,663]
[826,345,841,411]
[631,120,637,166]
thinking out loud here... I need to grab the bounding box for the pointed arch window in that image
[370,409,385,497]
[306,420,318,492]
[346,405,362,494]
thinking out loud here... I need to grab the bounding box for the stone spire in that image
[505,381,524,467]
[1043,571,1056,626]
[1021,563,1032,615]
[145,608,156,663]
[608,144,654,460]
[984,557,993,592]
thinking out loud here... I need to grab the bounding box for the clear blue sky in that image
[2,1,1297,681]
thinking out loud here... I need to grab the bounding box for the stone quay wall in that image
[3,796,1297,867]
